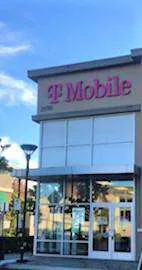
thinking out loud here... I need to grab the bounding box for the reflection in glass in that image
[37,177,133,257]
[40,181,63,204]
[93,208,109,251]
[92,180,133,203]
[63,242,88,256]
[37,242,60,254]
[38,206,62,240]
[64,206,89,241]
[65,175,90,203]
[114,208,131,252]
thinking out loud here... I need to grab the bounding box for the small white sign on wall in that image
[97,216,108,225]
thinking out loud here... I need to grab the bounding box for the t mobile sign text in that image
[47,76,132,104]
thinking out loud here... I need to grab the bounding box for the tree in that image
[4,191,17,236]
[0,156,12,172]
[3,181,37,236]
[27,185,37,214]
[0,138,11,172]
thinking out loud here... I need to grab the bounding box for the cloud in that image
[0,21,6,29]
[0,44,33,56]
[0,21,34,57]
[0,136,38,169]
[0,72,36,106]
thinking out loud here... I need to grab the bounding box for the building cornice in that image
[28,48,142,82]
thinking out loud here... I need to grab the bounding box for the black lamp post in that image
[18,144,37,263]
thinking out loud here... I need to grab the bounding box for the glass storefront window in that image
[93,207,109,251]
[40,181,63,204]
[65,175,90,204]
[38,206,63,240]
[64,206,89,241]
[63,242,88,256]
[114,207,131,252]
[37,242,61,254]
[37,176,134,257]
[92,180,133,203]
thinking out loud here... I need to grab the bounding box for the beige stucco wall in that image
[37,63,142,116]
[0,173,13,193]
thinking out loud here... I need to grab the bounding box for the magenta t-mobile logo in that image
[47,76,132,104]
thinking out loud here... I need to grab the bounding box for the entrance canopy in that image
[12,164,137,180]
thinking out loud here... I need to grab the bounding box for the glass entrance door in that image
[90,203,134,260]
[90,203,111,259]
[112,203,134,260]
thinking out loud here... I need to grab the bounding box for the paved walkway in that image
[0,254,138,270]
[5,265,104,270]
[1,255,105,270]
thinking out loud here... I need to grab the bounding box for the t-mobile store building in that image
[15,48,142,261]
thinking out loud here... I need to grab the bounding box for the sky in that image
[0,0,142,169]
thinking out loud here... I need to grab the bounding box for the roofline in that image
[28,48,142,82]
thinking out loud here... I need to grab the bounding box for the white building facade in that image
[14,48,142,261]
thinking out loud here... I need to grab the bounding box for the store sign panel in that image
[47,76,132,104]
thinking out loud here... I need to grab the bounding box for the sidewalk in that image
[2,255,105,270]
[0,253,31,268]
[0,254,138,270]
[5,265,104,270]
[0,254,104,270]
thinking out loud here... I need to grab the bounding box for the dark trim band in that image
[32,104,141,123]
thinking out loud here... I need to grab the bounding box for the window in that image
[37,176,133,256]
[37,176,90,255]
[65,175,90,204]
[64,205,90,241]
[92,180,133,203]
[38,206,63,240]
[37,242,61,254]
[63,242,88,256]
[41,114,135,170]
[40,181,63,204]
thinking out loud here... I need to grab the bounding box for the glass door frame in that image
[89,202,112,259]
[111,202,135,261]
[89,202,135,260]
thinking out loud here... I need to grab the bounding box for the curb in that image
[0,259,17,266]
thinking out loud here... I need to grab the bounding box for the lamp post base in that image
[17,259,28,264]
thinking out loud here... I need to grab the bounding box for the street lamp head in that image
[20,144,37,157]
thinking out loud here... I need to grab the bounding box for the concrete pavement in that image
[6,264,106,270]
[0,254,138,270]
